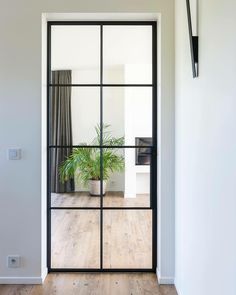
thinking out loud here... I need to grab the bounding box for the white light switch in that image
[8,148,21,160]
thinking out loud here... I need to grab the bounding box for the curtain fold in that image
[50,70,74,193]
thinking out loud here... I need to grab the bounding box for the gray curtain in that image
[50,70,74,193]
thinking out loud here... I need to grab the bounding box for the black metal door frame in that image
[47,21,157,272]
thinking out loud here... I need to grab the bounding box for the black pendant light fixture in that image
[186,0,199,78]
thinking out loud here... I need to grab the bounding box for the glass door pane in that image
[51,25,100,84]
[103,87,153,146]
[103,210,152,269]
[102,148,151,208]
[51,209,100,268]
[49,87,100,146]
[50,148,101,208]
[103,26,152,84]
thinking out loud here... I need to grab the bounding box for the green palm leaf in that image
[60,124,125,187]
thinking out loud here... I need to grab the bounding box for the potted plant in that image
[59,124,124,196]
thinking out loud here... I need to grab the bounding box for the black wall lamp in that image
[186,0,199,78]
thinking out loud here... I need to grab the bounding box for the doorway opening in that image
[47,21,157,272]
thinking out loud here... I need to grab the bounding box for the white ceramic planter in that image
[89,180,107,196]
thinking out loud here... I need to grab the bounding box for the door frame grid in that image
[47,21,157,272]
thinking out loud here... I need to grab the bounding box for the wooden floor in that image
[51,193,152,269]
[0,273,177,295]
[51,192,150,207]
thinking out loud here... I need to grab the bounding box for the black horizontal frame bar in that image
[49,84,153,87]
[49,268,155,273]
[49,145,154,149]
[48,21,156,26]
[50,207,152,210]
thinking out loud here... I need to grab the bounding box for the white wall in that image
[0,2,175,284]
[124,65,152,197]
[175,0,236,294]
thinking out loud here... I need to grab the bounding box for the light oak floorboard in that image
[51,210,100,268]
[103,210,152,268]
[0,273,177,295]
[51,192,150,207]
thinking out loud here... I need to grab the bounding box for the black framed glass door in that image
[47,21,157,272]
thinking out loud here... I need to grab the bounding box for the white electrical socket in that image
[7,255,21,268]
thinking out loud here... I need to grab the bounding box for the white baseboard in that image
[156,268,175,285]
[0,277,43,284]
[41,267,48,283]
[0,268,48,285]
[174,281,181,295]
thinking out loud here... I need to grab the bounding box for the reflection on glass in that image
[102,148,150,208]
[51,25,100,84]
[51,148,101,208]
[51,210,100,268]
[103,87,152,145]
[103,210,152,268]
[103,26,152,84]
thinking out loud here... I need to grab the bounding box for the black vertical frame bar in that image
[100,24,103,270]
[47,21,158,273]
[151,22,158,271]
[47,23,52,271]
